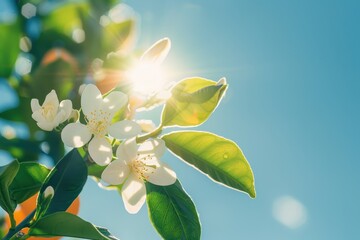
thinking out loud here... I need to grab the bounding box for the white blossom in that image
[61,84,141,166]
[31,90,72,131]
[102,138,176,214]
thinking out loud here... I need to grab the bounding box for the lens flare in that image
[126,60,167,96]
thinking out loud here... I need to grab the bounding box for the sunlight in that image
[126,60,167,96]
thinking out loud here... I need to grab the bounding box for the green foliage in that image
[0,1,256,239]
[29,53,78,101]
[0,20,21,78]
[0,160,19,214]
[35,149,87,217]
[88,163,107,179]
[29,212,117,240]
[0,136,43,162]
[146,180,201,240]
[161,77,227,127]
[9,162,49,204]
[102,19,135,56]
[162,131,256,198]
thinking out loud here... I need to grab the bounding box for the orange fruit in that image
[2,195,80,240]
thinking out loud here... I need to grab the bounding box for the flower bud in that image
[140,38,171,65]
[216,77,227,86]
[68,109,80,123]
[44,186,54,199]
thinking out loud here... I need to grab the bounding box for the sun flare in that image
[126,60,167,96]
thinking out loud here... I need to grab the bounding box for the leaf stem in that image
[3,211,34,240]
[136,125,163,143]
[9,212,16,230]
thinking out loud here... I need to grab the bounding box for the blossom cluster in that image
[31,83,176,214]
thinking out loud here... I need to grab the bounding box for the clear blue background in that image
[1,0,359,239]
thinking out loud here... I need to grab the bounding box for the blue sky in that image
[78,1,360,239]
[1,0,359,239]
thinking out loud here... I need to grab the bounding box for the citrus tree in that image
[0,1,255,239]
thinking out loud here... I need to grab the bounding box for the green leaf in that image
[0,160,19,213]
[96,226,119,240]
[162,131,256,198]
[9,162,50,204]
[146,180,201,240]
[88,164,106,179]
[0,20,21,78]
[102,19,135,55]
[29,212,117,240]
[36,149,87,217]
[161,77,227,127]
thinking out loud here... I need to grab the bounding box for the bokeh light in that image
[273,196,307,229]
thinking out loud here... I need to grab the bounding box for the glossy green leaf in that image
[161,77,227,127]
[9,162,50,204]
[146,180,201,240]
[162,131,256,198]
[0,20,21,78]
[29,212,117,240]
[36,149,87,217]
[0,160,19,213]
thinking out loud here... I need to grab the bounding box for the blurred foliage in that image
[0,0,135,164]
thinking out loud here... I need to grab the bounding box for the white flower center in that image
[130,154,157,181]
[41,104,56,121]
[86,109,112,137]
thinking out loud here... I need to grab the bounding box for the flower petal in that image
[121,174,146,214]
[61,122,91,148]
[138,138,166,158]
[108,120,141,139]
[81,84,103,116]
[101,160,130,185]
[88,137,113,166]
[37,121,55,131]
[31,110,45,122]
[31,99,41,112]
[116,138,138,163]
[102,91,128,114]
[43,90,59,112]
[54,111,66,126]
[140,38,171,65]
[59,99,72,121]
[147,161,177,186]
[136,119,156,133]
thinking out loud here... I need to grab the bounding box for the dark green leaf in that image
[162,131,256,198]
[146,180,201,240]
[0,160,19,213]
[9,162,50,204]
[161,77,227,127]
[36,149,87,217]
[29,212,117,240]
[96,226,120,240]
